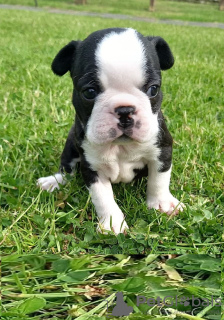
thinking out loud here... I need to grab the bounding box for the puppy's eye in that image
[82,88,98,100]
[147,85,160,98]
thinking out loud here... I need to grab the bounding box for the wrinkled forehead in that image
[95,28,147,90]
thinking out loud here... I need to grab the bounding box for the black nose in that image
[115,106,135,129]
[115,106,135,116]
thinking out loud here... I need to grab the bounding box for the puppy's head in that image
[52,28,174,145]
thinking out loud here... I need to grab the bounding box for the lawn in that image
[1,254,222,319]
[0,0,224,23]
[0,8,224,255]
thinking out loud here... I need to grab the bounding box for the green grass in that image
[0,9,224,254]
[0,0,224,23]
[1,254,222,319]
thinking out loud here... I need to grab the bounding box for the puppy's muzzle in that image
[115,106,136,130]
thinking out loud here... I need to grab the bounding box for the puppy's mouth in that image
[113,134,133,145]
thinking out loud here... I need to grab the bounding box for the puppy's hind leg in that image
[37,124,80,192]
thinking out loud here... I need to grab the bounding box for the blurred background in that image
[0,0,224,23]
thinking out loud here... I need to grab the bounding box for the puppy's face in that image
[52,28,174,145]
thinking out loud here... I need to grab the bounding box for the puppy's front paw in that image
[37,173,65,192]
[147,194,185,215]
[97,217,129,235]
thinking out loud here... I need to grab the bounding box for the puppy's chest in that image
[102,155,146,183]
[83,142,152,183]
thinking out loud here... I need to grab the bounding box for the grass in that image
[0,8,224,255]
[1,254,222,319]
[0,0,224,24]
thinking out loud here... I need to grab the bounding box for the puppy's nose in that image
[115,106,135,129]
[115,106,135,117]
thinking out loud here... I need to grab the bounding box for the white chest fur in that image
[82,138,160,183]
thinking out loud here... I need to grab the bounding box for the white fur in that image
[95,28,146,90]
[82,139,184,230]
[89,174,128,234]
[82,137,159,183]
[86,88,159,145]
[37,173,66,191]
[85,29,158,146]
[37,159,80,192]
[147,166,184,215]
[82,137,160,233]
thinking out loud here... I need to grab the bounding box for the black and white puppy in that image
[37,28,184,234]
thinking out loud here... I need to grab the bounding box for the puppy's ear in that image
[147,36,174,70]
[51,41,79,76]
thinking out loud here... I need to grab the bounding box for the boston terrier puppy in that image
[37,28,184,234]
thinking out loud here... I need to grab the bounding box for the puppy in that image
[37,28,184,234]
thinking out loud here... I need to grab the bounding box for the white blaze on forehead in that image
[95,28,146,89]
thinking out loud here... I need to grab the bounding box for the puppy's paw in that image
[147,194,185,215]
[37,173,65,192]
[97,217,129,235]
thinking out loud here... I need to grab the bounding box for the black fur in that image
[147,36,174,71]
[157,110,173,172]
[60,123,79,174]
[52,41,79,76]
[80,155,98,188]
